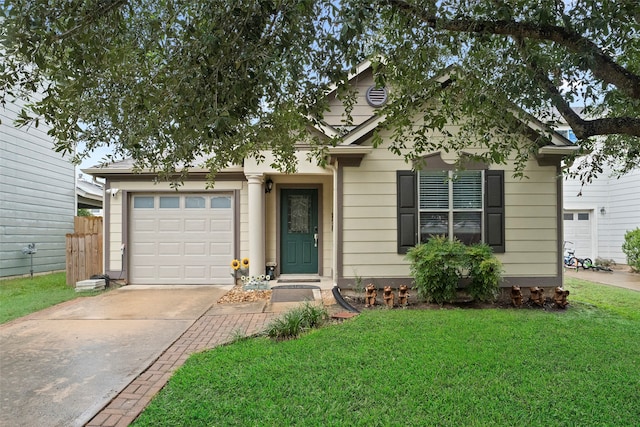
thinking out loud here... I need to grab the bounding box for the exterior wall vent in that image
[365,86,388,107]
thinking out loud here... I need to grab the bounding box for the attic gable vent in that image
[366,86,388,107]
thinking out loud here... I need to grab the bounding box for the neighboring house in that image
[76,174,103,214]
[0,97,75,278]
[83,61,576,287]
[564,166,640,265]
[557,118,640,264]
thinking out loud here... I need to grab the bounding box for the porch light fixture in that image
[265,178,274,194]
[600,206,606,215]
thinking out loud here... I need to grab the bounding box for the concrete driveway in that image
[0,285,230,427]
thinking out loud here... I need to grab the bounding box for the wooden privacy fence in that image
[66,217,104,286]
[74,216,103,234]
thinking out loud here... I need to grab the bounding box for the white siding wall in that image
[564,168,640,264]
[341,133,560,280]
[0,98,75,277]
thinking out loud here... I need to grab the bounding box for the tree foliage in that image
[1,0,638,180]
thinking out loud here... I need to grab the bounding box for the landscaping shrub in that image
[265,301,328,340]
[407,237,503,304]
[622,228,640,272]
[465,244,503,302]
[406,235,466,304]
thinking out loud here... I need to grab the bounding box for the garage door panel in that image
[158,219,182,232]
[564,210,593,259]
[211,218,232,231]
[133,243,156,255]
[130,192,235,285]
[133,266,157,281]
[158,265,181,279]
[184,265,206,279]
[210,266,229,277]
[184,242,206,255]
[184,219,207,232]
[211,242,232,255]
[158,242,181,255]
[134,219,156,231]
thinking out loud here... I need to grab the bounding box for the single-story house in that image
[84,61,577,288]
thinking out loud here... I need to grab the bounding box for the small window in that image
[134,196,154,209]
[578,213,589,221]
[160,197,180,208]
[185,196,205,208]
[211,196,232,209]
[563,213,574,220]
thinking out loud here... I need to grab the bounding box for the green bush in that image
[265,301,328,340]
[406,235,466,304]
[407,237,503,304]
[465,244,503,302]
[622,228,640,272]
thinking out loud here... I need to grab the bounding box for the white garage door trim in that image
[129,193,235,285]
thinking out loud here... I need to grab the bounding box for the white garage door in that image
[129,193,235,285]
[563,210,593,259]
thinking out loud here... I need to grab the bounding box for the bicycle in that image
[563,241,593,270]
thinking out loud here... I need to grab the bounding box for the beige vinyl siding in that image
[342,144,409,278]
[324,69,379,129]
[341,129,560,280]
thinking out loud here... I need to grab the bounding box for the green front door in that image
[280,188,319,274]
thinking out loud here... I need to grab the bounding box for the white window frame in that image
[418,170,484,244]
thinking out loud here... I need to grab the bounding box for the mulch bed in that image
[216,283,272,304]
[341,292,568,312]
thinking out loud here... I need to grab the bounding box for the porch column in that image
[246,174,265,278]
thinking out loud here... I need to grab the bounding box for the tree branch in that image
[52,0,129,42]
[385,0,640,99]
[516,37,640,138]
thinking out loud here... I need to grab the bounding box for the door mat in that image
[271,285,321,289]
[277,279,321,283]
[270,288,316,303]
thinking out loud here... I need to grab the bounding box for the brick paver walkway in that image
[85,307,277,427]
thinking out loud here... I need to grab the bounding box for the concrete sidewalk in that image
[0,286,232,427]
[564,266,640,291]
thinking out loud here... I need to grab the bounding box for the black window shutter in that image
[397,170,418,254]
[484,170,505,253]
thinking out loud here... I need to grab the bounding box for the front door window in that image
[288,194,311,233]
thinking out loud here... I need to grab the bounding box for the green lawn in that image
[0,272,101,324]
[134,277,640,426]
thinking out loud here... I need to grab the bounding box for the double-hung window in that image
[418,170,483,245]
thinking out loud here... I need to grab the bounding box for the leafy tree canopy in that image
[1,0,638,181]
